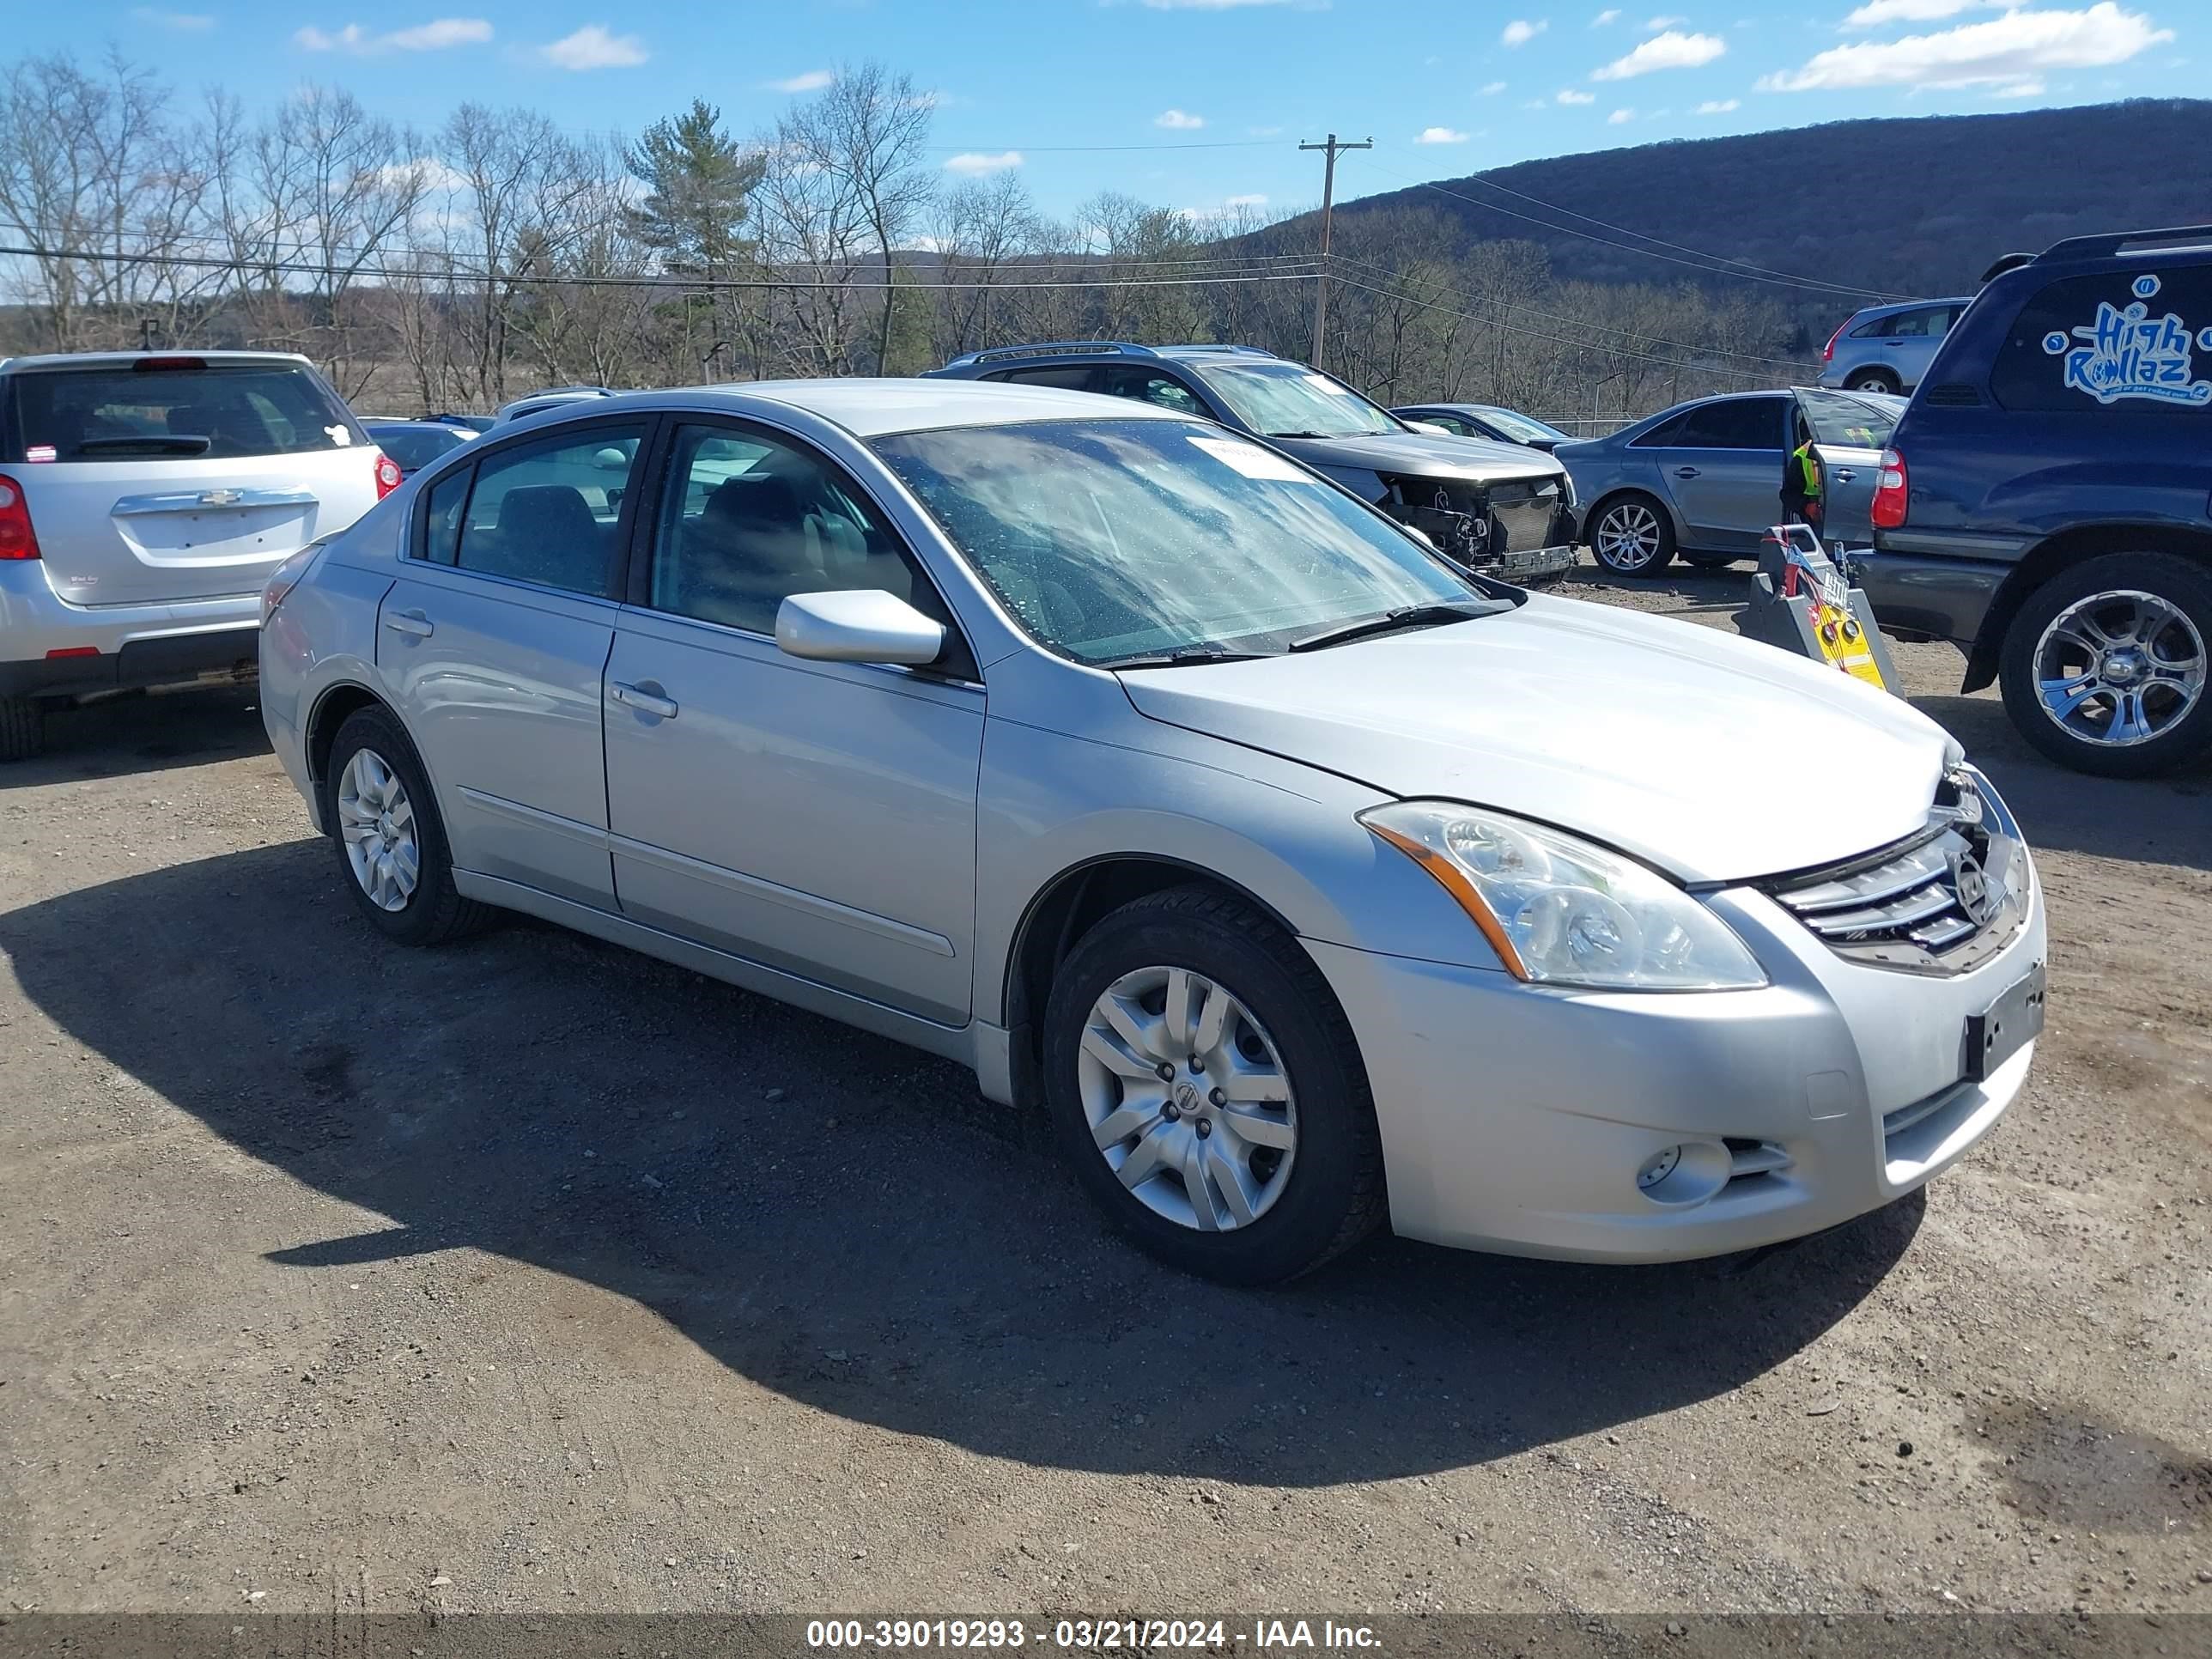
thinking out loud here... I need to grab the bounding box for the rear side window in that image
[7,361,363,463]
[1991,268,2212,414]
[1855,306,1946,339]
[993,367,1097,391]
[448,424,645,598]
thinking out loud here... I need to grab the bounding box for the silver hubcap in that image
[1596,503,1662,570]
[337,748,420,911]
[2033,588,2205,749]
[1077,966,1297,1233]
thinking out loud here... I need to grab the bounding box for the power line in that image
[924,139,1282,153]
[1344,155,1904,302]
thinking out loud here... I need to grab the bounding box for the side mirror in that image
[775,589,945,666]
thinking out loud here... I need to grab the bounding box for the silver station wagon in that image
[260,380,2045,1284]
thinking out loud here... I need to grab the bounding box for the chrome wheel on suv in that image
[2001,553,2212,778]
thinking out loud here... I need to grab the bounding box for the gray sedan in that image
[258,379,2041,1284]
[1559,388,1902,577]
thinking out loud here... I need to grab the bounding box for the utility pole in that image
[1299,132,1370,373]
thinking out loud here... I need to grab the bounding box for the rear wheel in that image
[1845,368,1902,395]
[323,706,491,944]
[0,696,45,763]
[1999,552,2212,778]
[1042,885,1384,1285]
[1588,494,1676,578]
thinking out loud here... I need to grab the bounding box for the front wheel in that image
[1042,886,1384,1285]
[1587,495,1676,578]
[1998,552,2212,777]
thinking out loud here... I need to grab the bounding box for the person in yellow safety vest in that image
[1781,416,1824,528]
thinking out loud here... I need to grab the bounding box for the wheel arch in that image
[1965,523,2212,692]
[304,680,397,794]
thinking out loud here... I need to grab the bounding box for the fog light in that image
[1634,1139,1730,1208]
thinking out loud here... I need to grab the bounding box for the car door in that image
[377,419,648,910]
[1650,395,1790,552]
[601,418,985,1026]
[1793,388,1899,550]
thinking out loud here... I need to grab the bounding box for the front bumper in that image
[1486,542,1577,583]
[1309,864,2044,1262]
[0,562,260,700]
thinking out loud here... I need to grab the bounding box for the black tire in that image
[1682,552,1740,570]
[0,696,45,763]
[1586,492,1677,578]
[322,705,492,945]
[1042,885,1385,1285]
[1845,368,1902,395]
[1998,552,2212,779]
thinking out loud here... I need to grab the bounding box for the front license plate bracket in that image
[1965,960,2045,1082]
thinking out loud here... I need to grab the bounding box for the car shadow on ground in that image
[0,687,270,791]
[2,836,1920,1486]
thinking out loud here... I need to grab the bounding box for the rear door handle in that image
[1674,466,1700,478]
[383,610,433,638]
[1831,467,1857,483]
[610,681,678,720]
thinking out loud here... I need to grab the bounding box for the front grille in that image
[1762,768,2028,975]
[1379,474,1562,569]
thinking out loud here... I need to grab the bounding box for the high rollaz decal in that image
[2044,273,2212,406]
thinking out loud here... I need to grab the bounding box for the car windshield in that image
[1796,388,1903,450]
[872,417,1500,665]
[1191,363,1401,439]
[1480,408,1571,445]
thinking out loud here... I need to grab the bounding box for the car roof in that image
[0,349,316,374]
[934,341,1279,374]
[1851,296,1973,317]
[510,378,1199,440]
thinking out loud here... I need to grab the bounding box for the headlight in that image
[1359,802,1767,991]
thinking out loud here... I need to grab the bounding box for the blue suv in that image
[1863,225,2212,777]
[923,343,1577,583]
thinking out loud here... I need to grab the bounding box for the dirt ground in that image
[1,559,2207,1623]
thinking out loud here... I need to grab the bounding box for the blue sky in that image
[40,1,2200,222]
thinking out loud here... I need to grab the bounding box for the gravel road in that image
[2,561,2206,1622]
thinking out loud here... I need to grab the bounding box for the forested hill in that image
[1318,100,2212,301]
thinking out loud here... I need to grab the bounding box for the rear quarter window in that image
[1990,268,2212,414]
[6,362,364,463]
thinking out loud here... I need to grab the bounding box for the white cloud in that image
[1696,96,1741,111]
[1760,3,2171,92]
[130,6,214,27]
[539,24,647,70]
[1481,80,1509,93]
[1593,29,1728,77]
[1592,8,1622,23]
[1502,18,1548,45]
[1224,192,1269,206]
[1645,13,1686,27]
[1415,125,1473,143]
[1608,106,1637,122]
[943,150,1023,174]
[1154,108,1206,128]
[295,16,489,52]
[766,69,833,92]
[1557,87,1597,102]
[1842,0,1990,25]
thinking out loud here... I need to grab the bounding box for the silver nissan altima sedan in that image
[259,379,2045,1285]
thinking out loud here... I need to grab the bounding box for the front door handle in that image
[1674,466,1700,478]
[383,610,433,638]
[610,680,678,720]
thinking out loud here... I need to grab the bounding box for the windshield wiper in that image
[1287,600,1504,653]
[1264,430,1340,440]
[1109,647,1273,671]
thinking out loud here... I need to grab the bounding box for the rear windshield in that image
[7,362,364,464]
[372,425,470,471]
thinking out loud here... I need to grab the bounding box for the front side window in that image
[1190,362,1400,439]
[1098,368,1206,417]
[648,423,925,636]
[451,424,643,598]
[1990,268,2212,414]
[872,417,1494,665]
[7,362,363,463]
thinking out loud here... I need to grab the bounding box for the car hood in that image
[1267,430,1565,484]
[1117,595,1955,884]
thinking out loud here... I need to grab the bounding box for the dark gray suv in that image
[923,343,1576,582]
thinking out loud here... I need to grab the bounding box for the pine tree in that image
[624,99,764,288]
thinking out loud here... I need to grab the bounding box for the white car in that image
[0,350,395,760]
